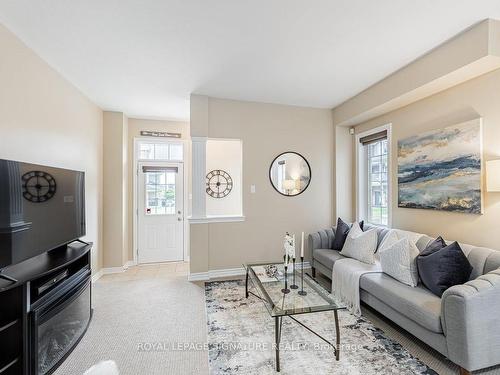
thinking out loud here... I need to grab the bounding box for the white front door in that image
[138,162,184,263]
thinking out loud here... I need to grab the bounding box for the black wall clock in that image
[22,171,57,203]
[206,170,233,198]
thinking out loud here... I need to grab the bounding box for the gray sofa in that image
[309,225,500,374]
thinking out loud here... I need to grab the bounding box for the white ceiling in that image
[1,1,500,121]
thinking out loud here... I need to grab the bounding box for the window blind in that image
[359,130,387,145]
[142,166,178,173]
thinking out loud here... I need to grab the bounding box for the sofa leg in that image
[311,267,316,278]
[459,367,471,375]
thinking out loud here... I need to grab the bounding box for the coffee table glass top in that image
[244,262,345,317]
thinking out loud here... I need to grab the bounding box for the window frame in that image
[133,136,189,265]
[355,124,392,228]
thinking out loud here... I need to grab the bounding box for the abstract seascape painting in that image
[398,119,482,214]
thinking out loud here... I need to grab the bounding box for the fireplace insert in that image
[30,266,92,375]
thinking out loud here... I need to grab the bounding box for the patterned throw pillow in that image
[379,237,420,287]
[340,222,378,264]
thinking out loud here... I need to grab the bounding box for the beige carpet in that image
[54,263,209,375]
[54,264,499,375]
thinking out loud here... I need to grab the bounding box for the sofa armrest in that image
[441,268,500,371]
[308,228,335,253]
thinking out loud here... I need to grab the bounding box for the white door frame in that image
[133,137,190,265]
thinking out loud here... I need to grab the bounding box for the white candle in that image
[292,234,296,259]
[300,232,304,258]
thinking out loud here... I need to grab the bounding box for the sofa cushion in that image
[485,251,500,274]
[459,243,500,278]
[360,273,443,333]
[313,249,346,270]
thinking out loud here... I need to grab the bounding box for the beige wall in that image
[334,126,353,221]
[350,68,500,250]
[103,112,128,268]
[333,19,500,127]
[206,139,243,216]
[190,97,334,272]
[0,24,103,272]
[127,118,190,261]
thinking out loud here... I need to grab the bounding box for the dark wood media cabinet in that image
[0,242,92,375]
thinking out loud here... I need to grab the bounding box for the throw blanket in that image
[332,259,382,316]
[332,229,425,316]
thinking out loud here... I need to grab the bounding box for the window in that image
[139,142,183,161]
[357,126,390,226]
[169,144,183,160]
[145,170,176,215]
[367,139,388,225]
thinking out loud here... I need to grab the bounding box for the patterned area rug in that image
[205,280,437,375]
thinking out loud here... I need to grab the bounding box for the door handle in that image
[178,210,181,214]
[177,217,182,221]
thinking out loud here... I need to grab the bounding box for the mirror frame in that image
[268,151,312,197]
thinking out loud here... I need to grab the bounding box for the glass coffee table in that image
[244,261,346,372]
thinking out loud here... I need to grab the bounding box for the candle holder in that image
[281,265,290,294]
[298,256,307,296]
[290,257,298,289]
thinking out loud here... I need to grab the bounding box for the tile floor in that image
[100,261,190,281]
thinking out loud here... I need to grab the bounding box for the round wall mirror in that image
[269,152,311,196]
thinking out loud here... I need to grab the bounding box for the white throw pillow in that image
[379,237,419,287]
[378,230,399,252]
[340,222,378,264]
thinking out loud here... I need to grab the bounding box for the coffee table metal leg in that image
[334,310,340,360]
[275,316,282,372]
[245,269,249,298]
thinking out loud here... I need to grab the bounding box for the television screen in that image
[0,159,85,269]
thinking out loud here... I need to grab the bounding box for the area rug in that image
[205,280,437,375]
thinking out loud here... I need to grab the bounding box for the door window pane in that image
[145,171,176,215]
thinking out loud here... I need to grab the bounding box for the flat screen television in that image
[0,159,86,271]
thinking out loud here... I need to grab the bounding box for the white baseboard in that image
[102,266,126,274]
[187,272,210,281]
[90,260,141,283]
[210,267,246,279]
[188,262,311,282]
[124,260,137,268]
[99,260,137,277]
[188,267,244,281]
[91,269,104,283]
